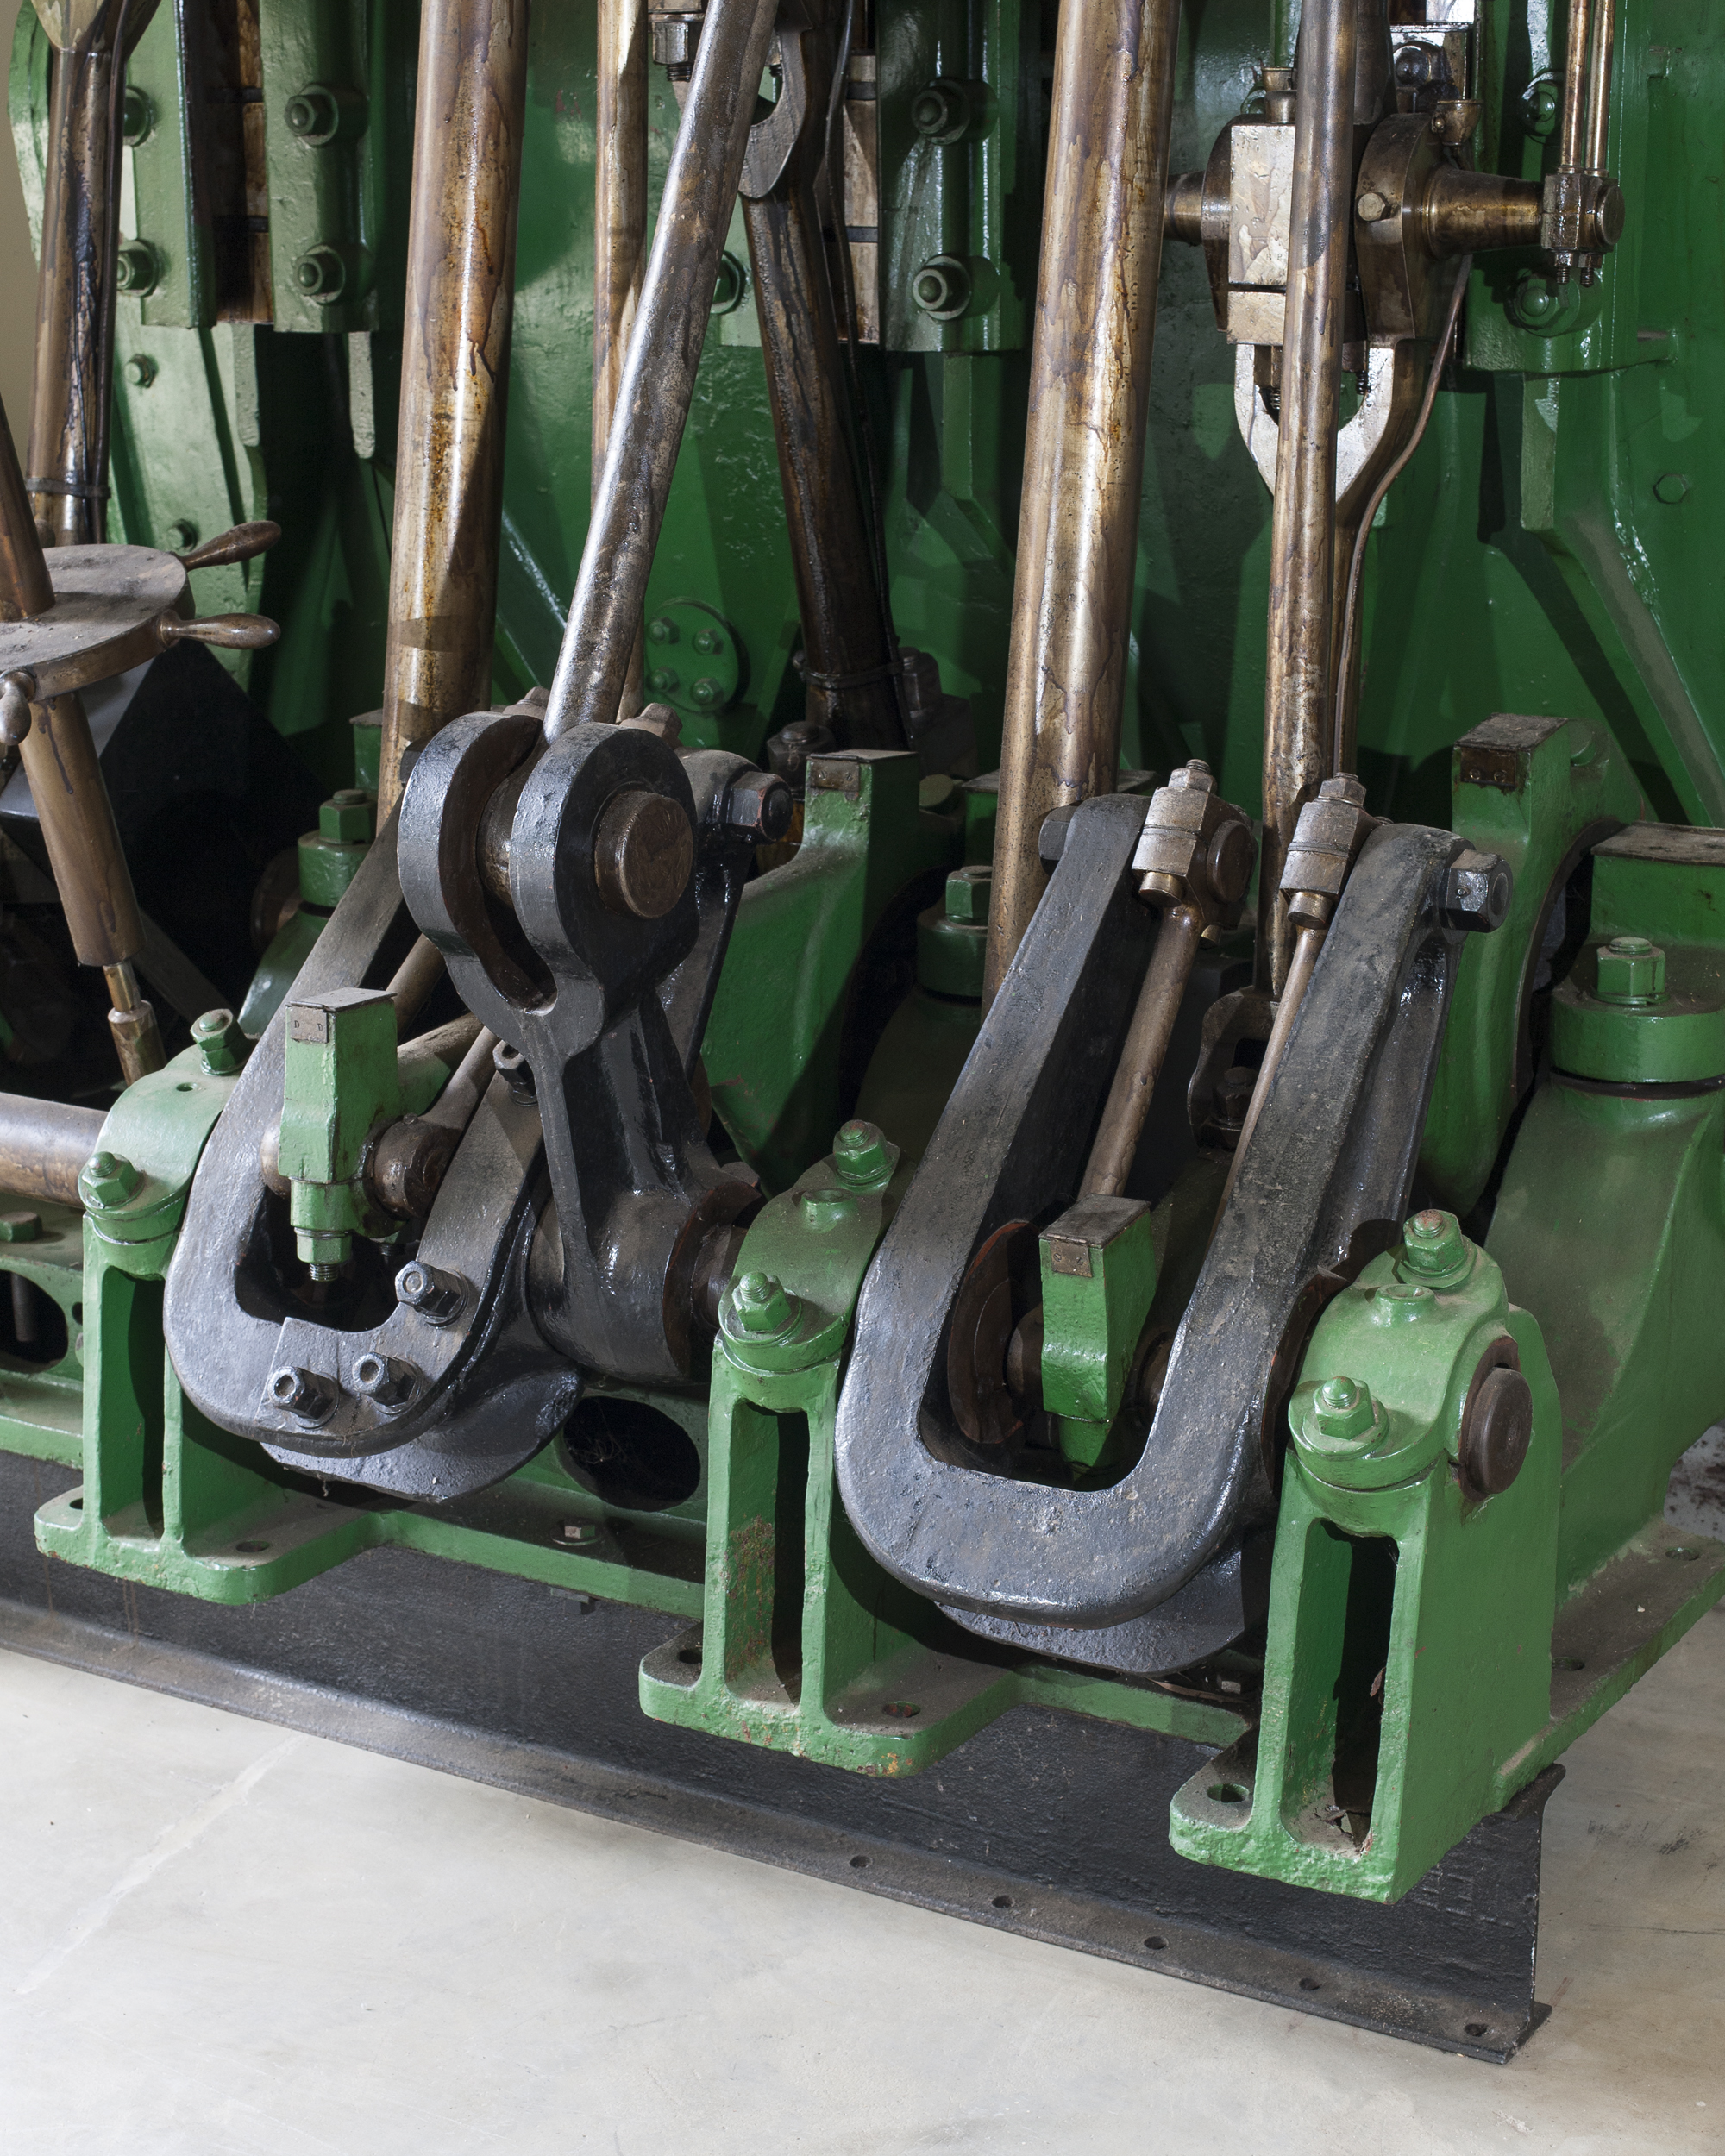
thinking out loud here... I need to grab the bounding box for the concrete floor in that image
[1,1612,1721,2154]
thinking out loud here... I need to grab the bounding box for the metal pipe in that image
[378,0,531,819]
[423,1025,500,1130]
[0,1092,106,1206]
[0,391,53,620]
[1081,902,1202,1199]
[386,935,446,1030]
[544,0,781,742]
[593,0,649,721]
[1584,0,1617,174]
[982,0,1182,1006]
[1559,0,1593,172]
[1256,0,1357,994]
[1214,919,1325,1223]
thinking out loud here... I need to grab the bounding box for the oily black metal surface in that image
[162,812,576,1499]
[0,1450,1552,2061]
[400,715,757,1385]
[837,816,1471,1633]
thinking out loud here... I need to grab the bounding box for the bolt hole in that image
[1144,1934,1167,1952]
[1557,1656,1586,1671]
[881,1701,920,1719]
[235,1539,270,1553]
[1667,1546,1702,1562]
[175,1081,195,1093]
[1208,1782,1249,1805]
[67,1495,83,1511]
[991,1895,1013,1909]
[1464,2021,1490,2039]
[1298,1977,1321,1993]
[850,1854,869,1870]
[72,1302,82,1322]
[676,1647,701,1665]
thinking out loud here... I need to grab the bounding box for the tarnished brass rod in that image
[1082,902,1202,1200]
[0,392,53,621]
[1214,920,1325,1225]
[378,0,530,819]
[1584,0,1618,174]
[543,0,781,742]
[1257,0,1358,995]
[743,147,901,749]
[593,0,649,721]
[386,935,447,1030]
[982,0,1182,1006]
[0,1091,106,1206]
[1559,0,1593,172]
[1421,173,1541,257]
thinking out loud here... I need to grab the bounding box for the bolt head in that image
[293,245,347,300]
[267,1364,332,1421]
[731,1270,797,1338]
[722,771,794,843]
[0,1208,41,1243]
[191,1006,246,1075]
[1596,935,1665,1004]
[1399,1206,1470,1282]
[647,667,680,695]
[944,864,992,924]
[911,81,968,140]
[115,241,160,297]
[647,618,677,646]
[693,628,723,656]
[1357,190,1389,222]
[1312,1375,1377,1443]
[166,520,199,553]
[831,1119,892,1189]
[79,1151,141,1211]
[319,793,373,843]
[692,676,724,708]
[123,354,157,388]
[1654,471,1691,505]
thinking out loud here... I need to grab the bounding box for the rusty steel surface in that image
[0,1089,104,1205]
[982,0,1182,1006]
[593,0,649,720]
[379,0,531,818]
[1257,0,1358,994]
[543,0,781,743]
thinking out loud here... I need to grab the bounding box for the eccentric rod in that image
[593,0,649,720]
[378,0,530,818]
[544,0,781,742]
[1257,0,1357,994]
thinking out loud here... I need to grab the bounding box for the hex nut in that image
[0,1208,41,1243]
[831,1119,892,1190]
[722,771,794,843]
[351,1351,417,1411]
[191,1006,247,1076]
[79,1151,141,1211]
[1399,1206,1470,1285]
[394,1261,466,1326]
[1312,1374,1377,1444]
[1595,935,1665,1004]
[728,1270,799,1338]
[1441,849,1512,932]
[945,864,992,924]
[267,1364,336,1423]
[911,255,971,322]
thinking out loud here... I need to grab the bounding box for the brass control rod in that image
[979,0,1183,1002]
[1081,902,1203,1199]
[1257,0,1358,994]
[1214,916,1326,1223]
[378,0,531,819]
[1559,0,1593,172]
[593,0,649,720]
[1584,0,1618,175]
[543,0,781,742]
[0,1092,106,1206]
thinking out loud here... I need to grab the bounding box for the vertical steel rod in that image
[979,0,1184,1003]
[593,0,649,721]
[1082,903,1202,1200]
[1256,0,1357,993]
[544,0,781,742]
[378,0,531,820]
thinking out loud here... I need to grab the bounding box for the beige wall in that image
[0,0,34,434]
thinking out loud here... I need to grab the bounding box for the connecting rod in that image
[1257,0,1358,993]
[544,0,781,743]
[378,0,530,818]
[978,0,1182,1005]
[593,0,649,719]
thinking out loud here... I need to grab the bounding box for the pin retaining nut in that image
[1312,1375,1377,1444]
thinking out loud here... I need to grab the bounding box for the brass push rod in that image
[0,1092,106,1206]
[1214,918,1325,1223]
[1082,902,1202,1200]
[1559,0,1593,172]
[378,0,531,819]
[0,391,53,620]
[982,0,1182,1006]
[743,53,901,749]
[543,0,781,743]
[1584,0,1617,175]
[1257,0,1358,994]
[593,0,649,720]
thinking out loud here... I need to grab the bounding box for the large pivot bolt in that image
[593,791,694,918]
[1458,1357,1534,1500]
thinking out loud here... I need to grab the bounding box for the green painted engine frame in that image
[4,0,1725,1909]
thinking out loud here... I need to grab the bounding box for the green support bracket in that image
[278,984,402,1274]
[1038,1195,1157,1468]
[1170,1219,1563,1902]
[0,1200,85,1465]
[701,749,961,1192]
[1421,711,1644,1217]
[123,3,213,328]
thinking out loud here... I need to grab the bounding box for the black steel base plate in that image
[0,1453,1554,2060]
